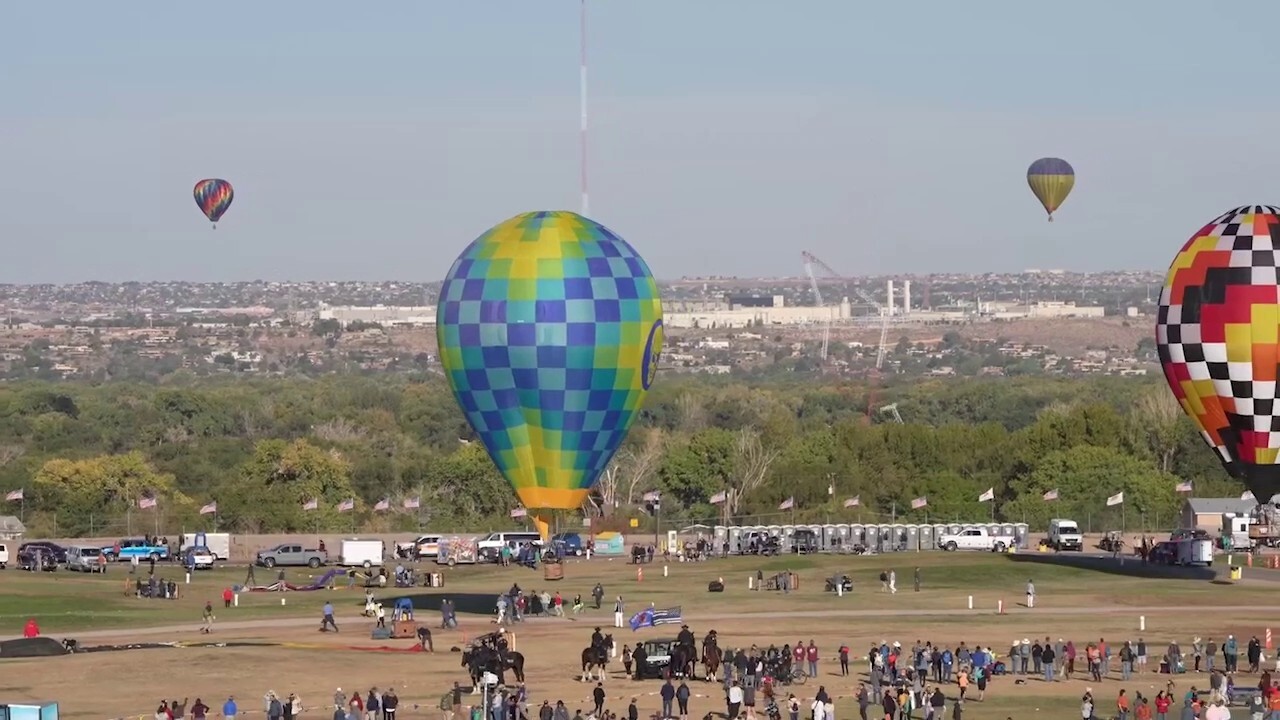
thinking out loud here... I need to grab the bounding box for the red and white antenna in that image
[579,0,589,217]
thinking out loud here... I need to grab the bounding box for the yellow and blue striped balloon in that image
[1027,158,1075,222]
[437,211,664,535]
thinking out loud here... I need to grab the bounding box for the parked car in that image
[551,533,585,557]
[938,528,1008,552]
[0,542,9,569]
[791,529,820,554]
[66,545,106,572]
[255,544,328,568]
[102,538,169,562]
[181,546,216,570]
[17,546,59,572]
[636,639,677,679]
[18,541,67,565]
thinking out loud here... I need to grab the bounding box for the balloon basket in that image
[544,563,564,581]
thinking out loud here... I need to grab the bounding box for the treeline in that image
[0,373,1240,537]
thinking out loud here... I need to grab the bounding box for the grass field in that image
[0,552,1272,719]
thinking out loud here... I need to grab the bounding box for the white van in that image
[339,539,385,568]
[1048,518,1084,551]
[0,543,8,569]
[66,545,105,572]
[477,531,542,562]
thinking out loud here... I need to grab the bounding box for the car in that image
[255,544,328,568]
[181,546,216,570]
[791,529,820,554]
[1047,518,1084,552]
[18,542,67,565]
[103,538,169,562]
[476,532,542,562]
[938,528,1007,553]
[66,545,106,572]
[551,533,584,557]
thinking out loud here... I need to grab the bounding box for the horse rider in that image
[591,626,605,650]
[677,624,695,649]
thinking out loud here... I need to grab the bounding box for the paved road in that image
[7,602,1255,644]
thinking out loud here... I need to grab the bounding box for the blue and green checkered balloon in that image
[437,211,664,533]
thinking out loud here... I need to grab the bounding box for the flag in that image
[978,487,995,503]
[303,498,319,511]
[843,496,860,508]
[911,496,927,510]
[629,606,683,632]
[1106,492,1125,507]
[1242,490,1256,501]
[510,507,527,518]
[199,501,217,515]
[709,490,727,505]
[643,490,661,503]
[778,496,794,511]
[403,496,421,510]
[338,498,355,513]
[1042,489,1059,501]
[4,488,22,502]
[1175,481,1193,493]
[374,498,390,512]
[138,496,157,510]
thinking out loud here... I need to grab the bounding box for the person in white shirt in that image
[888,570,897,595]
[614,597,625,628]
[727,682,744,720]
[1025,580,1035,609]
[1203,698,1231,720]
[810,697,825,720]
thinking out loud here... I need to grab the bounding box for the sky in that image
[4,2,1280,283]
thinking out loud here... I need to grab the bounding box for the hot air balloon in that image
[1026,158,1074,221]
[437,211,664,539]
[193,179,234,229]
[1156,205,1280,503]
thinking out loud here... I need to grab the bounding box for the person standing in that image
[382,689,398,720]
[727,681,743,720]
[676,680,691,720]
[888,570,897,594]
[222,697,238,720]
[913,568,921,592]
[807,641,819,679]
[592,684,605,718]
[614,596,625,629]
[661,679,675,720]
[839,644,850,676]
[1025,579,1035,609]
[202,601,215,634]
[321,601,339,632]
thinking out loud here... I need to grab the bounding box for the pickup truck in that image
[938,527,1009,553]
[254,544,328,568]
[102,538,170,562]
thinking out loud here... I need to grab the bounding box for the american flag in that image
[338,498,355,513]
[910,496,927,510]
[5,488,22,502]
[138,496,157,510]
[510,507,527,518]
[843,496,860,508]
[643,490,661,503]
[374,498,390,512]
[303,498,319,511]
[709,490,727,505]
[402,496,420,510]
[1042,489,1059,501]
[778,497,794,511]
[199,501,217,515]
[1175,481,1193,493]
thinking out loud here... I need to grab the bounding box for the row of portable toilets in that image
[713,523,1033,553]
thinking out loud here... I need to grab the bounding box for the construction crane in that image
[800,251,836,362]
[879,403,904,424]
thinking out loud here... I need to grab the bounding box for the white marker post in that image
[837,583,844,598]
[185,571,191,585]
[968,595,973,610]
[1139,615,1146,632]
[233,592,239,607]
[748,576,754,590]
[664,565,669,578]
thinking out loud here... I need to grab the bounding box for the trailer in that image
[180,532,231,561]
[339,539,385,568]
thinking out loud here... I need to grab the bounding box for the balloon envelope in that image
[1156,205,1280,502]
[1026,158,1074,220]
[437,211,664,519]
[193,179,234,223]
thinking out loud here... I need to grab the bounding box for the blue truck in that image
[102,538,170,562]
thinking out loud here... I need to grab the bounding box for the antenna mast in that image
[579,0,589,217]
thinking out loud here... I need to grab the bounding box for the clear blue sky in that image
[3,1,1280,282]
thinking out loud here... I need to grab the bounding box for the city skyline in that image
[4,2,1280,283]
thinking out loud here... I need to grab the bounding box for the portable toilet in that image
[919,524,935,551]
[1014,523,1030,549]
[864,524,881,552]
[849,523,865,549]
[714,525,728,548]
[933,524,949,546]
[999,523,1016,540]
[833,524,850,552]
[767,525,783,548]
[947,524,962,535]
[728,526,743,554]
[822,524,839,551]
[905,524,921,551]
[890,524,907,551]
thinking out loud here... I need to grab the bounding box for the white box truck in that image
[180,532,231,561]
[340,539,385,568]
[1047,519,1084,551]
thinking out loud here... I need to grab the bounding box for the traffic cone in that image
[637,567,643,582]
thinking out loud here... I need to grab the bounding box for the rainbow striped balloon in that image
[193,179,234,228]
[437,211,663,535]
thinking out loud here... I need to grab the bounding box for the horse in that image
[580,633,614,682]
[463,646,527,691]
[702,644,722,682]
[669,642,698,680]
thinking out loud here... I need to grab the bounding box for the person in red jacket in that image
[806,641,819,678]
[222,587,234,609]
[1153,691,1170,718]
[792,642,806,675]
[21,618,38,638]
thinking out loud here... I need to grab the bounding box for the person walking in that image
[888,570,897,594]
[676,680,691,720]
[321,601,339,632]
[592,684,605,718]
[202,600,215,634]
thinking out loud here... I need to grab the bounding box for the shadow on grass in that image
[1005,552,1220,582]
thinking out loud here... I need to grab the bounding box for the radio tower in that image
[579,0,589,217]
